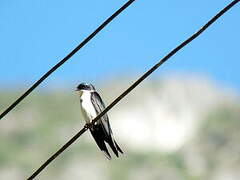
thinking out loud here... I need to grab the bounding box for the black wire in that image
[27,0,239,179]
[27,127,88,180]
[0,0,135,120]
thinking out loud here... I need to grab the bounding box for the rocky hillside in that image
[0,76,239,179]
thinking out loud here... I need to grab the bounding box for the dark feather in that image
[90,124,111,159]
[106,135,119,157]
[90,91,123,158]
[114,140,124,154]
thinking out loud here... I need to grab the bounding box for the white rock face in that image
[109,76,239,152]
[1,75,239,180]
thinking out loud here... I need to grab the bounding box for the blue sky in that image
[0,0,239,91]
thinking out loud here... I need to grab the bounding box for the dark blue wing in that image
[90,91,112,136]
[90,91,123,157]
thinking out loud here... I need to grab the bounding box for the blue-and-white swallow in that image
[76,83,123,159]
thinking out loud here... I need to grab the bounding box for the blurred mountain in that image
[0,75,239,180]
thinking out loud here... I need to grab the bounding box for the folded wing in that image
[90,91,123,158]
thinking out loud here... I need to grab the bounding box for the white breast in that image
[79,91,97,123]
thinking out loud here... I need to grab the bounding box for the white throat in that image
[78,89,95,96]
[79,90,97,123]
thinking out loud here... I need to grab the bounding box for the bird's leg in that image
[84,123,92,129]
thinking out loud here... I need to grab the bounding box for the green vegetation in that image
[0,88,239,179]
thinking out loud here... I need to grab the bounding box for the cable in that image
[26,0,239,179]
[0,0,135,120]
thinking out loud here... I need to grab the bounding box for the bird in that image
[76,83,123,159]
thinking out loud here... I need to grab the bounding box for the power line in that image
[27,0,239,179]
[0,0,135,120]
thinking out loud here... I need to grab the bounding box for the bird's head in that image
[76,83,95,92]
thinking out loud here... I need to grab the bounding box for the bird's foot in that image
[84,123,92,129]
